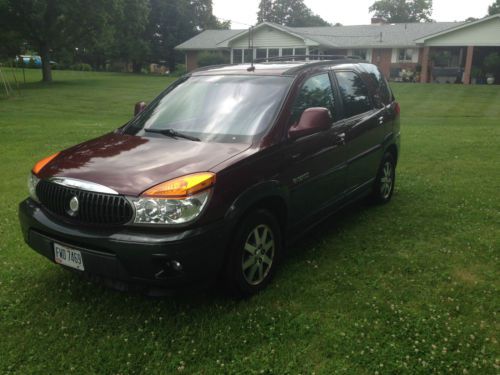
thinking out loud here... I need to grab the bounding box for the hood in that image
[38,132,250,196]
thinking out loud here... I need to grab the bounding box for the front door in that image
[283,72,348,226]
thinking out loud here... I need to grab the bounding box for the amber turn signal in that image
[32,152,60,175]
[142,172,216,198]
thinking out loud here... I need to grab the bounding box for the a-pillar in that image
[463,46,474,85]
[420,47,430,83]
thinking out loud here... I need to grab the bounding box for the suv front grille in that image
[36,180,133,225]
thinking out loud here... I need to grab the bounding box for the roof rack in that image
[253,55,364,63]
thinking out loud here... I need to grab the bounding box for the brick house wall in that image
[371,48,393,78]
[186,51,199,71]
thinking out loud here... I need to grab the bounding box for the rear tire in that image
[371,152,396,204]
[224,209,281,297]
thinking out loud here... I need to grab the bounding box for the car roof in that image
[190,58,368,77]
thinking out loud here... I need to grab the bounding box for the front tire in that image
[371,152,396,204]
[225,209,281,297]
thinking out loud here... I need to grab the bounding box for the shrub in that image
[483,52,500,77]
[69,63,92,71]
[170,64,187,77]
[197,51,229,67]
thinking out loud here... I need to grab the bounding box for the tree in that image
[488,0,500,15]
[257,0,276,23]
[369,0,433,23]
[112,0,151,73]
[147,0,226,72]
[1,0,119,82]
[191,0,230,29]
[257,0,330,27]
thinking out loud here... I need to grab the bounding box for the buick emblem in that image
[68,196,79,215]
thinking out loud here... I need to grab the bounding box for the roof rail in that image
[253,55,363,63]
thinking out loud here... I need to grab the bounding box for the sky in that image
[212,0,494,29]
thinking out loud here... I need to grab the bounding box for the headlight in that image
[130,172,215,225]
[130,190,210,225]
[28,173,40,202]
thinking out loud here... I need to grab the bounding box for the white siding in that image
[424,17,500,46]
[412,48,419,63]
[391,49,398,63]
[230,25,306,48]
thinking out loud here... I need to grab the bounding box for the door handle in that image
[336,132,346,145]
[378,116,385,125]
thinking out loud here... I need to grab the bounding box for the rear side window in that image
[290,73,335,124]
[361,63,393,107]
[335,71,373,118]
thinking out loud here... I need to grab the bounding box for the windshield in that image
[126,75,292,143]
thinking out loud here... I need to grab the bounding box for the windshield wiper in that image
[144,128,200,142]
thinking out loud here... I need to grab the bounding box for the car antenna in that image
[247,26,255,72]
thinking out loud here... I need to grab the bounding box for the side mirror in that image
[134,101,147,116]
[288,107,332,140]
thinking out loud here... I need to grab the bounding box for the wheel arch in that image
[224,181,289,242]
[386,143,398,166]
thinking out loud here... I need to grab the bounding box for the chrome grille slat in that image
[36,180,133,225]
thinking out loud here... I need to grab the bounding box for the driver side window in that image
[290,73,335,125]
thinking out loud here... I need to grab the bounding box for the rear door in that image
[334,70,386,193]
[283,72,348,226]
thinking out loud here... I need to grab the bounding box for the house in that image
[175,14,500,84]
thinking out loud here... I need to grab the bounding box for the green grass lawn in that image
[0,69,499,374]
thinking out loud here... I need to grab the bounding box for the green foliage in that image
[257,0,331,26]
[0,70,499,374]
[488,0,500,15]
[483,52,500,80]
[369,0,433,23]
[170,63,187,77]
[197,51,229,67]
[111,0,151,73]
[69,63,93,71]
[191,0,231,29]
[0,0,226,79]
[1,0,121,81]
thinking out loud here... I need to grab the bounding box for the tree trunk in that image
[40,43,52,82]
[132,60,142,74]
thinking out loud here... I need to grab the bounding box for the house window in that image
[398,48,414,62]
[282,48,294,56]
[243,49,253,63]
[352,49,368,60]
[268,48,279,58]
[256,49,267,59]
[295,48,306,57]
[233,49,242,63]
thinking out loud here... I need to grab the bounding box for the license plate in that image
[54,243,85,271]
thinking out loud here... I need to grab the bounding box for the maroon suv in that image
[19,58,400,295]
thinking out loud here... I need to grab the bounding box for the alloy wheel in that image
[241,224,275,285]
[380,161,393,199]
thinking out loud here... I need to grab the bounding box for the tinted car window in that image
[360,63,393,107]
[335,71,373,118]
[290,73,334,125]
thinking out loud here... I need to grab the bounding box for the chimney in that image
[371,16,387,25]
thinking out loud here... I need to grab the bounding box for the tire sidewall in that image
[225,209,282,296]
[373,152,396,203]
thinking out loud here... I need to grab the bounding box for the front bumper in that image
[19,198,229,288]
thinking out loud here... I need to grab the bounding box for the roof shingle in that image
[175,22,465,50]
